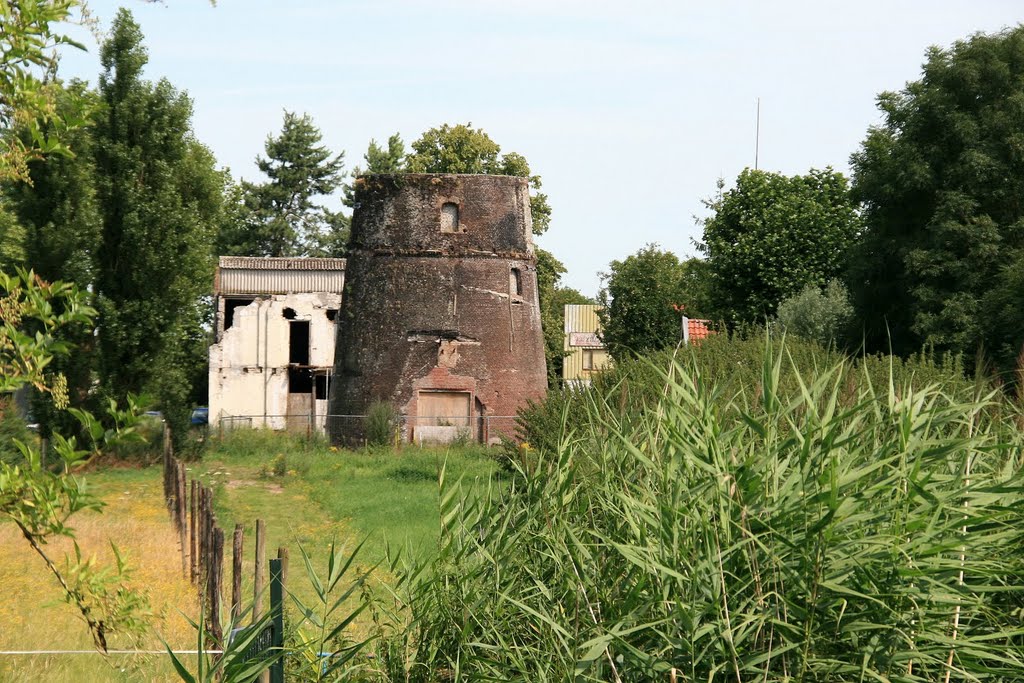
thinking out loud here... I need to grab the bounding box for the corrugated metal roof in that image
[216,256,346,295]
[564,304,604,336]
[218,256,346,271]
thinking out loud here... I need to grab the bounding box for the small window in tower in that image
[326,309,338,322]
[582,349,595,371]
[510,267,523,297]
[440,202,460,233]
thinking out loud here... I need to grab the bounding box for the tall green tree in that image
[7,81,101,288]
[598,245,697,360]
[224,111,345,257]
[850,27,1024,370]
[93,8,223,435]
[700,168,860,326]
[5,81,102,435]
[405,123,552,234]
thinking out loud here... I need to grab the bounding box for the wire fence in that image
[215,413,522,447]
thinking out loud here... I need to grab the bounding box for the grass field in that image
[0,431,500,681]
[0,468,197,682]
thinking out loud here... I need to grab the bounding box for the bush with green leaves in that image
[389,338,1024,681]
[365,400,399,447]
[259,452,287,478]
[775,277,854,347]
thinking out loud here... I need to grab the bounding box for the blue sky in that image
[58,1,1024,297]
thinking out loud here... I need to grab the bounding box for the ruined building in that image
[208,256,344,432]
[329,174,548,444]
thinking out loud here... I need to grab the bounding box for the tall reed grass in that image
[381,338,1024,681]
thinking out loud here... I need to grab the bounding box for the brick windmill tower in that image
[329,174,548,444]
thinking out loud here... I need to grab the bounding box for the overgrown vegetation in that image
[378,338,1024,681]
[515,330,971,459]
[365,400,399,447]
[1,269,150,652]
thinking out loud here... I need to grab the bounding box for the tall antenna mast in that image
[755,97,761,170]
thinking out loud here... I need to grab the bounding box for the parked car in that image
[190,406,209,426]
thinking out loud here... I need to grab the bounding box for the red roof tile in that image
[687,318,714,342]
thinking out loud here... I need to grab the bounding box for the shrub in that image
[365,400,399,447]
[106,412,164,464]
[258,453,287,478]
[775,277,854,346]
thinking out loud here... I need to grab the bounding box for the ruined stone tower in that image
[329,174,548,444]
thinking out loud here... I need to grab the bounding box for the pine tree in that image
[228,111,344,256]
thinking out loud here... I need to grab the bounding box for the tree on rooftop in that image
[342,133,405,210]
[405,123,551,235]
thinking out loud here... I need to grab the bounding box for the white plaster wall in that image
[260,292,339,368]
[209,292,341,428]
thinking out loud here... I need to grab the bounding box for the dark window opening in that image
[282,307,297,320]
[315,374,329,400]
[224,297,255,330]
[326,309,338,322]
[288,367,313,394]
[510,268,523,296]
[289,321,310,364]
[440,202,460,233]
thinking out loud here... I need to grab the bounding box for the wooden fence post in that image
[269,558,285,683]
[209,526,224,642]
[162,425,169,507]
[198,487,207,590]
[177,461,187,577]
[190,479,198,585]
[253,519,266,623]
[255,520,268,683]
[277,546,289,589]
[204,489,214,597]
[232,524,244,621]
